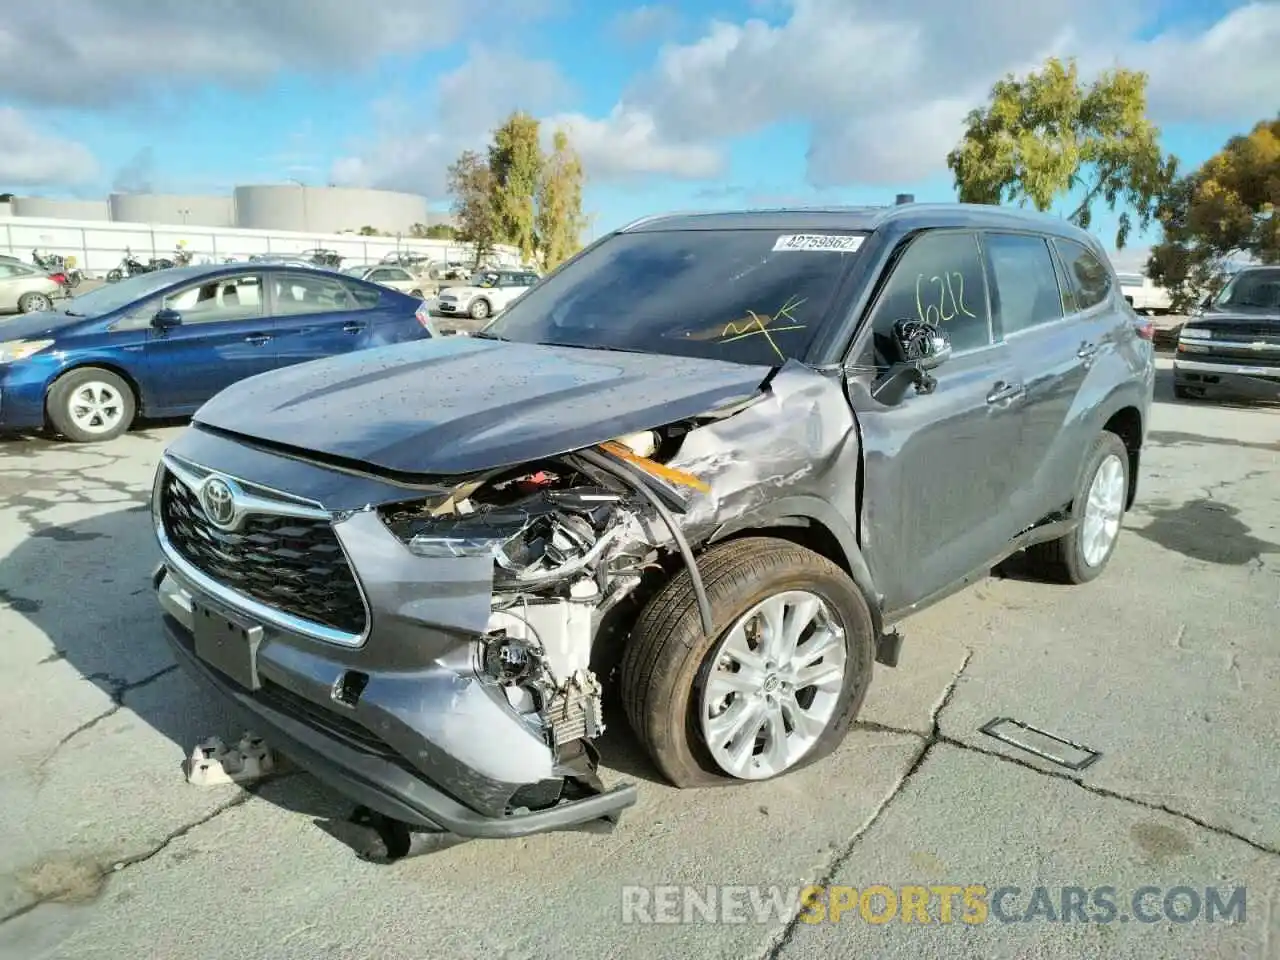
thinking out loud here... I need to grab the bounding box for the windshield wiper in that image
[537,341,645,354]
[62,309,85,317]
[470,330,507,340]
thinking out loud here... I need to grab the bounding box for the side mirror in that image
[892,319,952,370]
[152,308,182,329]
[1201,294,1213,309]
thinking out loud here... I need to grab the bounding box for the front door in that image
[845,229,1026,615]
[142,272,277,411]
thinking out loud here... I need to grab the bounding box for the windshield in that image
[60,269,196,315]
[1214,268,1280,309]
[485,228,865,365]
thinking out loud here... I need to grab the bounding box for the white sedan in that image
[345,265,428,298]
[434,269,539,320]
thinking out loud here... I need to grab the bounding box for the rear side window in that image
[343,278,382,308]
[867,230,993,357]
[985,234,1064,336]
[1056,239,1113,311]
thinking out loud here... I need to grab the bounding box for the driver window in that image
[866,231,992,363]
[163,274,263,324]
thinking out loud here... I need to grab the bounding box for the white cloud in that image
[543,108,724,180]
[1133,3,1280,124]
[577,0,1280,186]
[610,5,681,42]
[0,0,558,107]
[330,48,574,197]
[0,108,97,186]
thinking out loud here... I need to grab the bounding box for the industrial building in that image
[0,184,454,235]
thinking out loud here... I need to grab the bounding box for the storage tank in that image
[108,193,234,227]
[10,196,110,220]
[232,184,430,235]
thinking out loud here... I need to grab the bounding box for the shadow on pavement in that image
[0,497,382,843]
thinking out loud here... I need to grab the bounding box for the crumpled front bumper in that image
[156,564,638,839]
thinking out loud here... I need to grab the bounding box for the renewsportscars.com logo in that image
[620,884,1248,926]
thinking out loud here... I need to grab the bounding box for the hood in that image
[437,286,483,299]
[0,308,91,342]
[1193,307,1280,337]
[193,336,773,476]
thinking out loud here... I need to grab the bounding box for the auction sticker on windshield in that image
[772,234,865,253]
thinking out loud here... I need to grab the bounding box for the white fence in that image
[0,215,521,277]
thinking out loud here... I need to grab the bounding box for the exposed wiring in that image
[577,447,716,638]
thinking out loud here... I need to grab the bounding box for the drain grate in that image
[978,717,1102,771]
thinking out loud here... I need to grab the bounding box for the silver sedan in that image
[0,261,61,313]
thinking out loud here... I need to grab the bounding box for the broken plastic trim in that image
[576,446,715,638]
[978,717,1102,771]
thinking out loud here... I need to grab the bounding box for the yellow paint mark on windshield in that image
[718,294,808,361]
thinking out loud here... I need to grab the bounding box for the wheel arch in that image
[44,361,145,424]
[1100,404,1143,510]
[704,495,883,635]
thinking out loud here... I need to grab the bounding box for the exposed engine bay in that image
[380,432,678,751]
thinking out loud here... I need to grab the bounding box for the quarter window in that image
[985,234,1064,335]
[1055,239,1113,311]
[867,231,993,359]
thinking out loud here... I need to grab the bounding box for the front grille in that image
[159,468,367,636]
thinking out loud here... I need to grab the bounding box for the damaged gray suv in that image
[153,204,1155,845]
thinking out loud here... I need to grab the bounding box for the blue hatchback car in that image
[0,263,434,442]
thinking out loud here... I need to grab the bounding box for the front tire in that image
[46,367,137,443]
[106,268,123,282]
[410,289,423,299]
[468,298,491,320]
[620,537,876,788]
[1026,432,1130,584]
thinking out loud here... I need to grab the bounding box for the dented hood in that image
[193,336,772,476]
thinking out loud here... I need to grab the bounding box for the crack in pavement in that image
[762,647,1279,959]
[0,773,302,927]
[35,665,179,775]
[762,649,973,959]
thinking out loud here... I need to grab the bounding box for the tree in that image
[488,111,543,263]
[447,150,499,266]
[536,129,587,270]
[947,57,1177,249]
[357,225,384,236]
[1148,116,1280,310]
[424,223,459,240]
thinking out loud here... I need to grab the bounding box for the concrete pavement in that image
[0,358,1276,959]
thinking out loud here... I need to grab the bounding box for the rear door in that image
[141,272,276,409]
[267,270,382,367]
[990,233,1115,529]
[846,229,1026,614]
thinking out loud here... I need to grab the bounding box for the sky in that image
[1,0,1277,270]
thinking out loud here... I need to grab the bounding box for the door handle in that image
[245,334,272,345]
[1077,341,1099,360]
[986,381,1025,405]
[342,323,365,334]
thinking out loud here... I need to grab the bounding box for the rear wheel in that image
[1026,432,1129,584]
[410,289,423,299]
[46,367,137,443]
[17,291,52,313]
[620,537,876,788]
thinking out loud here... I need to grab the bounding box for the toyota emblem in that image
[199,477,238,529]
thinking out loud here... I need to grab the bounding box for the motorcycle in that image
[32,249,82,290]
[106,248,156,282]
